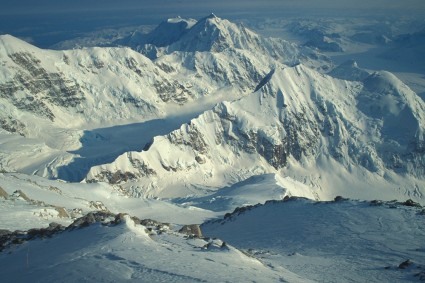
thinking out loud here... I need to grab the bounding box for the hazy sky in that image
[2,0,425,15]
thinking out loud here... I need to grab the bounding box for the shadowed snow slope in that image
[202,198,425,283]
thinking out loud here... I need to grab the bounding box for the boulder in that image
[179,224,203,238]
[0,186,8,199]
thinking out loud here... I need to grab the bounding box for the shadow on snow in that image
[56,118,186,182]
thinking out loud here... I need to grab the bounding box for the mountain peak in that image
[205,13,218,19]
[329,59,370,81]
[150,17,196,44]
[165,14,259,53]
[362,70,404,92]
[342,59,358,68]
[195,13,220,25]
[86,63,425,194]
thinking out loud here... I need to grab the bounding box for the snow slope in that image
[0,214,307,283]
[0,173,219,231]
[2,186,422,282]
[202,197,425,282]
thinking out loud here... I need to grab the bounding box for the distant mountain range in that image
[0,14,424,201]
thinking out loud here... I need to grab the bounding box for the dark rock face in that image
[282,110,321,163]
[400,199,422,208]
[67,211,116,230]
[0,52,85,123]
[88,170,137,184]
[0,116,26,136]
[167,124,208,155]
[154,79,192,104]
[212,104,320,170]
[0,186,8,199]
[398,259,413,269]
[88,154,157,184]
[0,223,66,252]
[334,196,349,202]
[0,212,174,252]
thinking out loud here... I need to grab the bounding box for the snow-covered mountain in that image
[0,34,204,180]
[0,15,329,181]
[87,63,425,202]
[1,13,425,282]
[122,14,331,73]
[0,35,177,128]
[121,14,330,69]
[328,59,370,81]
[1,14,423,202]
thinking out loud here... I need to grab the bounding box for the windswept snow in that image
[202,198,425,282]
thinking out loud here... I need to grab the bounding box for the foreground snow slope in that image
[1,194,423,282]
[0,215,308,283]
[87,63,425,203]
[202,198,425,283]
